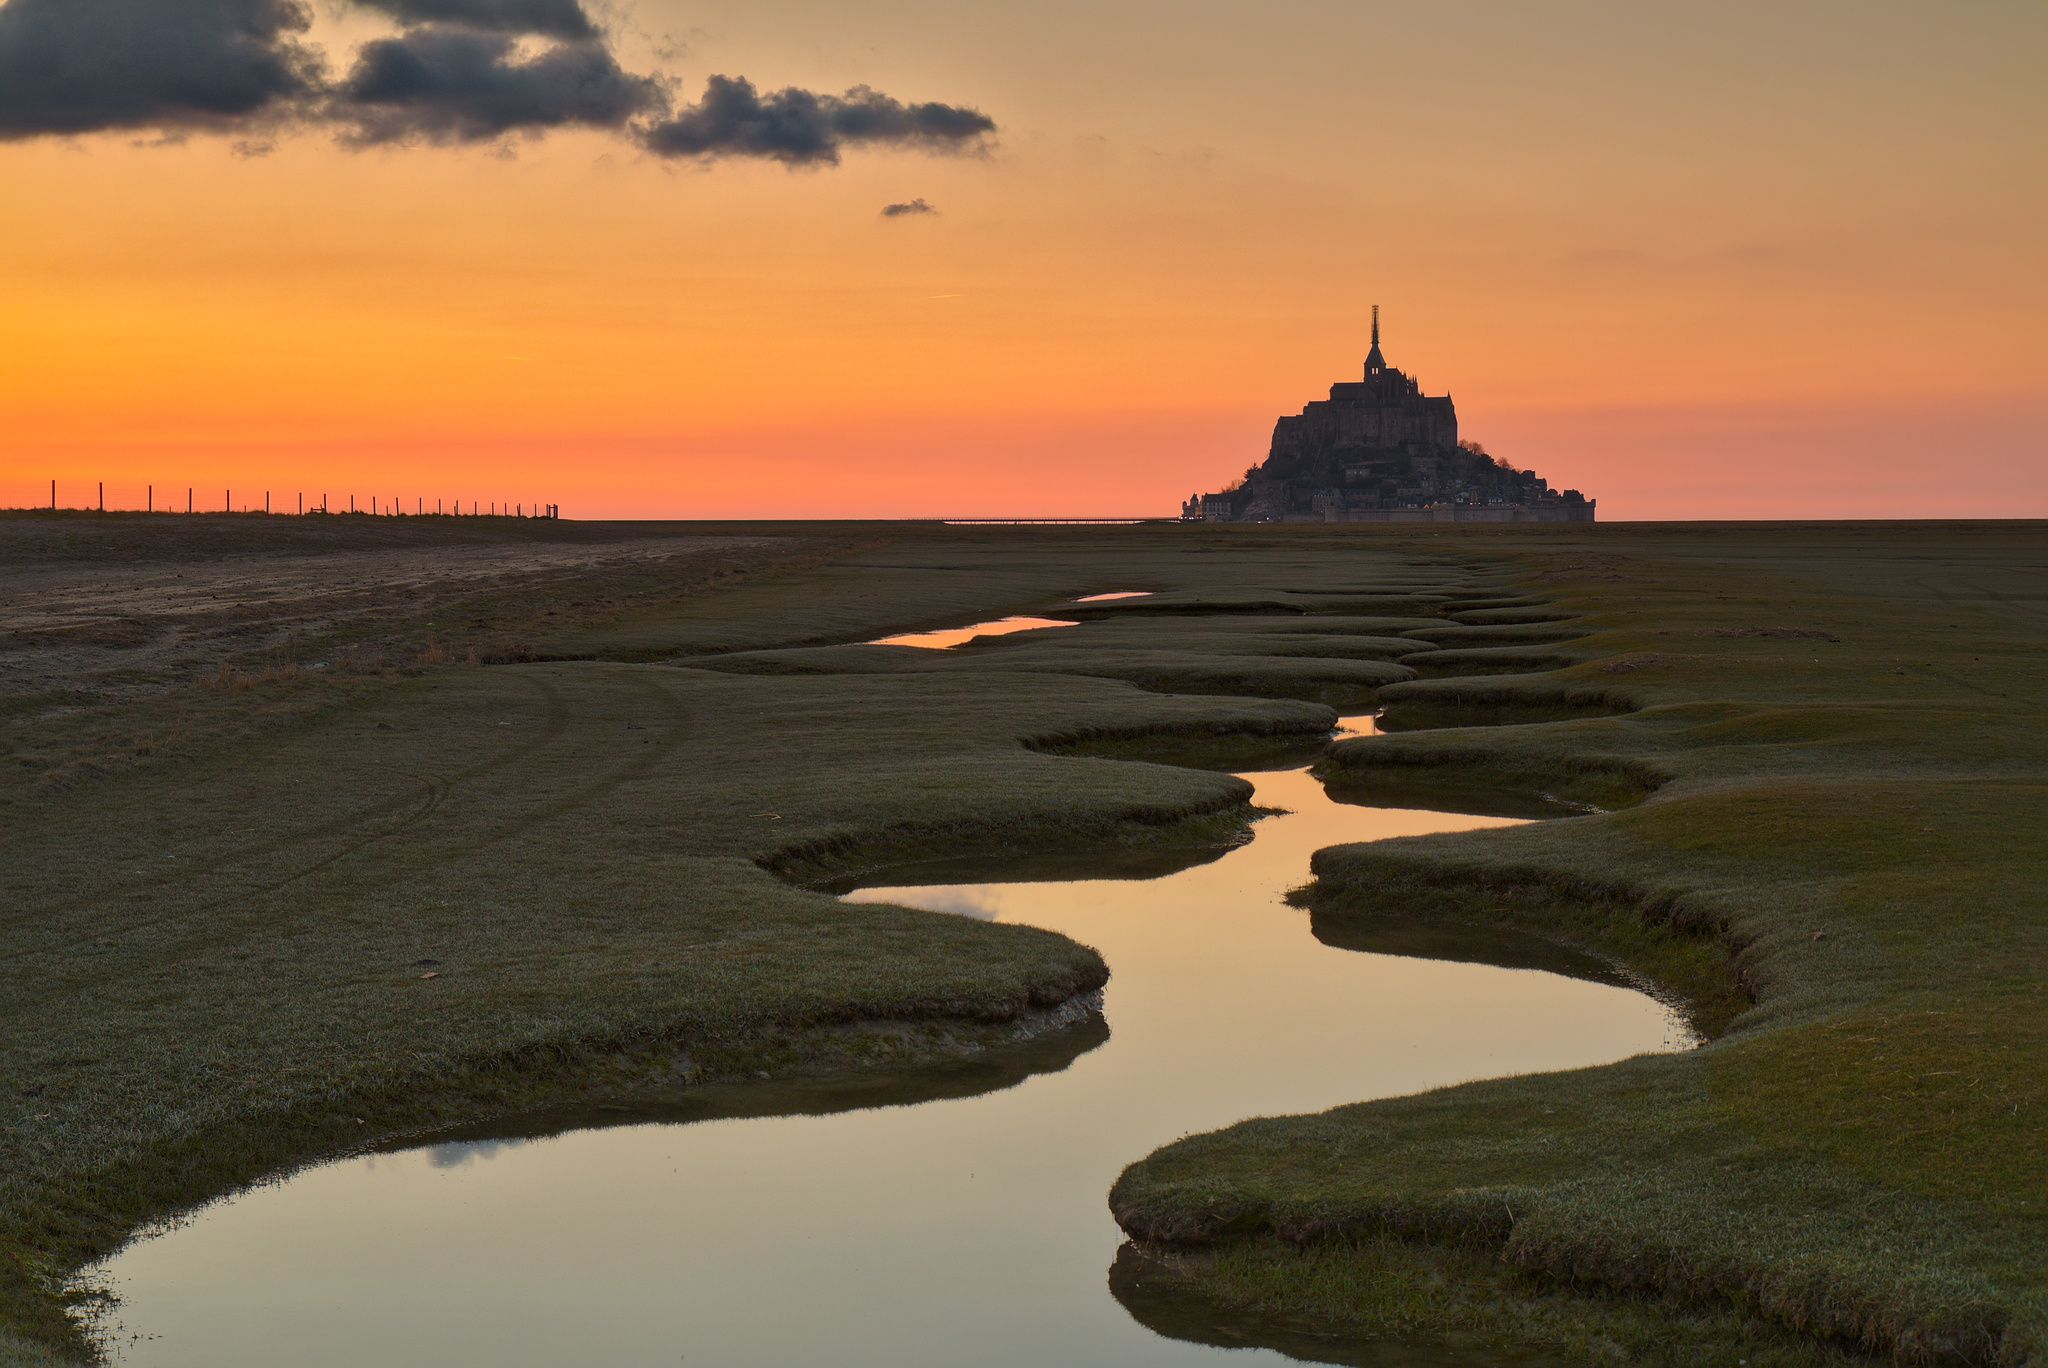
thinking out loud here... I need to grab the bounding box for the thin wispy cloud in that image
[882,198,939,218]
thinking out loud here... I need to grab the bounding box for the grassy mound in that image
[11,517,2042,1366]
[3,518,1485,1363]
[1112,522,2048,1366]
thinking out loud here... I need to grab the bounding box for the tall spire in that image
[1364,303,1386,376]
[1372,304,1380,348]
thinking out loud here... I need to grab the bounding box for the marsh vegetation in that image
[75,754,1689,1366]
[3,516,2042,1367]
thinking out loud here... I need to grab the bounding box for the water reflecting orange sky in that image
[869,615,1079,649]
[80,761,1686,1366]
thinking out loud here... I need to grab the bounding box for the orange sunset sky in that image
[2,0,2044,520]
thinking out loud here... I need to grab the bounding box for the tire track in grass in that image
[430,665,695,856]
[3,672,577,960]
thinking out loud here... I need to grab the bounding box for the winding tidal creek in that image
[77,719,1691,1366]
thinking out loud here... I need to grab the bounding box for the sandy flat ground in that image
[0,519,790,706]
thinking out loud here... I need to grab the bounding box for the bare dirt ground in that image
[0,515,836,800]
[0,516,799,705]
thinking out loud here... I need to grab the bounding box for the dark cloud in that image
[352,0,598,40]
[0,0,322,140]
[643,75,995,166]
[337,27,663,144]
[881,198,937,218]
[0,1,1000,169]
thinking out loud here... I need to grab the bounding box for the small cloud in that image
[881,197,938,218]
[648,26,708,63]
[642,75,995,167]
[232,138,277,158]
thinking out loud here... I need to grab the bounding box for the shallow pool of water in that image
[867,615,1079,649]
[77,731,1689,1367]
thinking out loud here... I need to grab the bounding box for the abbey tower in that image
[1184,308,1593,523]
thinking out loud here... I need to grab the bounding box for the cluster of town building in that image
[1183,308,1594,523]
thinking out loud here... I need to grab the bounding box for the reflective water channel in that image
[864,590,1151,649]
[868,615,1079,649]
[78,716,1690,1367]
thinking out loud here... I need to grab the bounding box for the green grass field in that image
[3,516,2042,1366]
[1110,521,2048,1367]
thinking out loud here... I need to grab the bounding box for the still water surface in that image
[868,615,1079,649]
[80,727,1688,1366]
[866,591,1150,647]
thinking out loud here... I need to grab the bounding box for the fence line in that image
[24,481,560,519]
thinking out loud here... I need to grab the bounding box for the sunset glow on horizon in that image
[3,0,2043,521]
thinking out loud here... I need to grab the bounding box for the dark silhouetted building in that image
[1184,307,1594,523]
